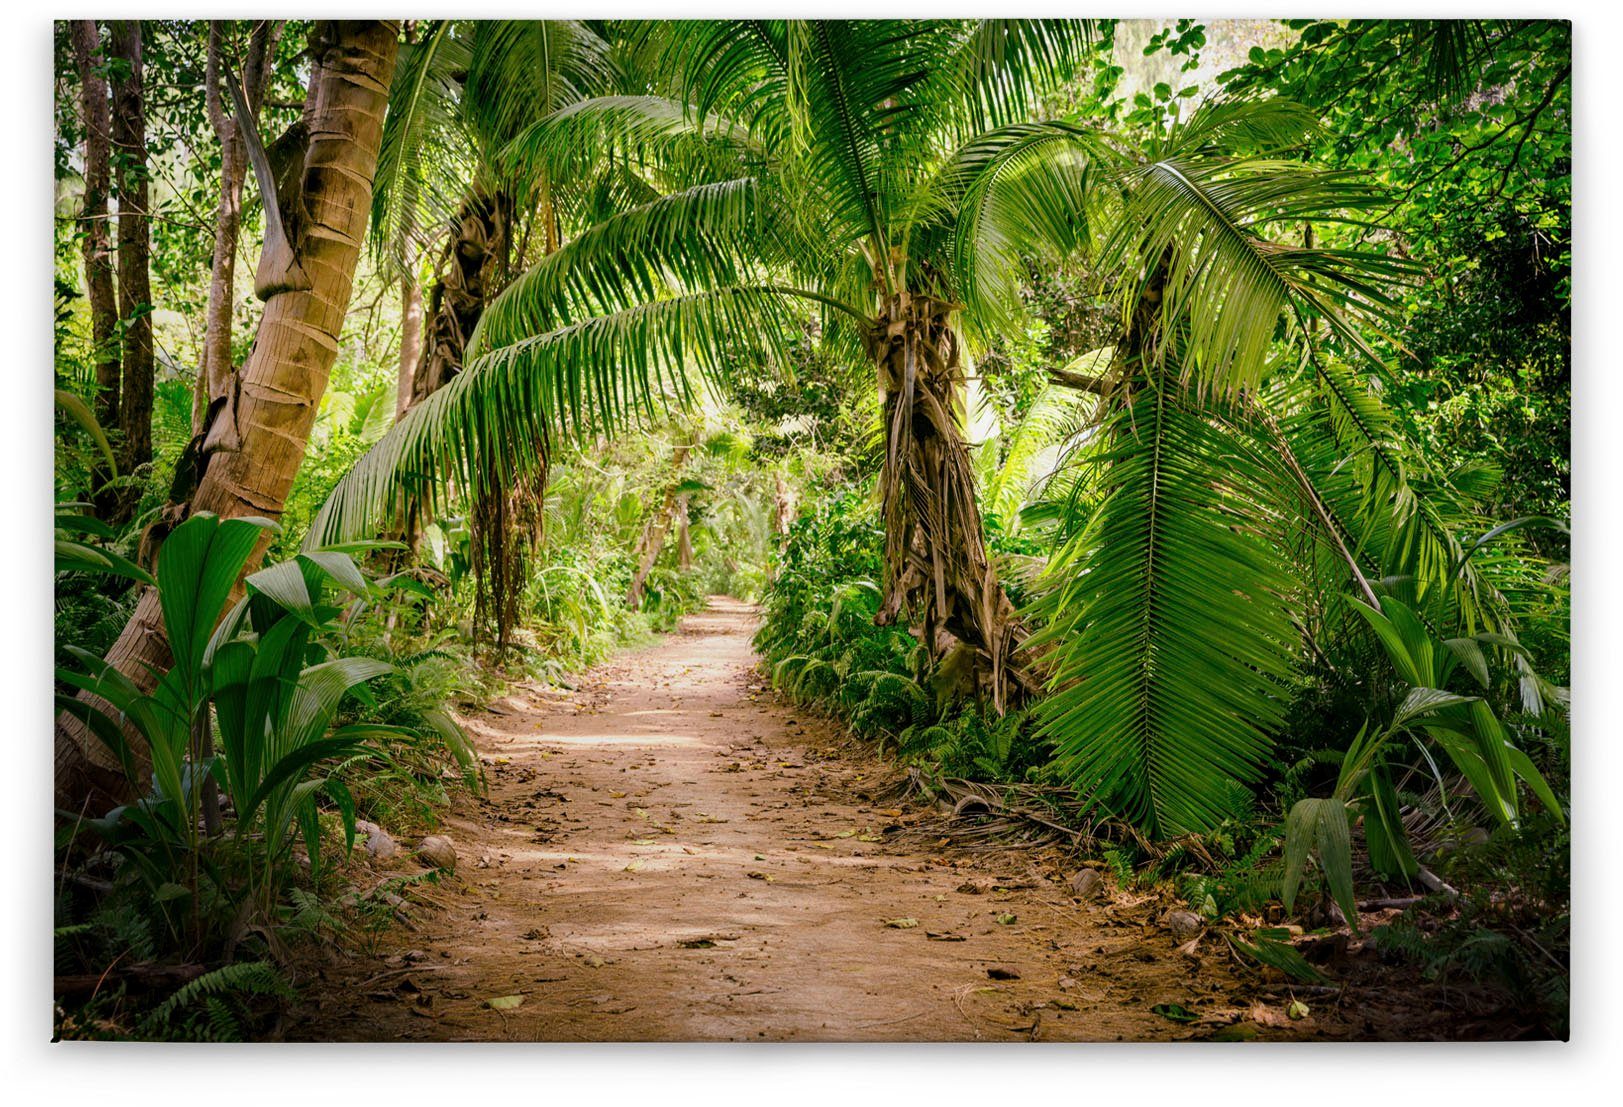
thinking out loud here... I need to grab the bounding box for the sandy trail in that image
[290,598,1260,1042]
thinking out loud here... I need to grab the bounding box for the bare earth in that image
[289,598,1311,1042]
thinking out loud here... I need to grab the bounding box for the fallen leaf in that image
[995,913,1018,926]
[925,931,966,942]
[486,994,524,1011]
[1287,999,1311,1021]
[1249,1003,1291,1028]
[882,917,919,929]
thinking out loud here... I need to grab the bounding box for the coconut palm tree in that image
[314,18,1104,708]
[56,20,401,812]
[309,19,1559,836]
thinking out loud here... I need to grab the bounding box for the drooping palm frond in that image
[1104,99,1419,393]
[1269,349,1564,713]
[308,287,807,548]
[929,120,1114,339]
[464,20,618,161]
[982,355,1105,532]
[467,176,776,356]
[929,19,1097,137]
[1033,369,1298,836]
[370,22,475,274]
[500,93,767,201]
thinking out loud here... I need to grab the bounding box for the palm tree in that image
[314,19,1102,708]
[368,19,627,646]
[309,19,1559,837]
[1020,102,1563,837]
[56,20,401,812]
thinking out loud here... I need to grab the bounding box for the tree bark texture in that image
[55,20,401,814]
[869,289,1031,713]
[408,189,509,406]
[70,20,121,431]
[109,20,153,478]
[192,20,282,436]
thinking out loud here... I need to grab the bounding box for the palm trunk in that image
[192,20,281,436]
[870,289,1030,713]
[109,20,153,482]
[55,20,401,814]
[69,21,120,432]
[626,445,692,611]
[408,189,508,406]
[395,252,423,422]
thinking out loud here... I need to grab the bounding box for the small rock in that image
[1068,868,1105,898]
[986,965,1022,980]
[1057,975,1078,991]
[355,819,398,861]
[417,835,457,871]
[1165,910,1204,943]
[955,880,987,895]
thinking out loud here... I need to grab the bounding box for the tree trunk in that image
[109,20,153,482]
[70,20,120,432]
[192,20,281,436]
[675,494,693,573]
[395,256,423,421]
[408,189,508,406]
[626,445,692,611]
[869,289,1030,713]
[55,20,401,815]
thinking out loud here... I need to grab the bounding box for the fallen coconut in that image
[1165,909,1204,943]
[354,819,398,861]
[417,835,457,871]
[1069,868,1104,898]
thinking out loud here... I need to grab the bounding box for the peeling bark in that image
[869,289,1031,713]
[55,20,402,814]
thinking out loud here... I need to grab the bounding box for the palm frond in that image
[1108,103,1419,392]
[467,176,774,356]
[1033,371,1298,836]
[309,287,804,547]
[931,19,1097,137]
[933,120,1113,339]
[983,360,1102,532]
[370,21,475,274]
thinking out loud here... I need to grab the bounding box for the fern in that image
[138,961,292,1040]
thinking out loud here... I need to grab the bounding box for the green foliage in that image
[55,515,479,1004]
[136,961,293,1042]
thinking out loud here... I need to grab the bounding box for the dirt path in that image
[290,598,1281,1042]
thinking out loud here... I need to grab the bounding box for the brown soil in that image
[289,599,1333,1042]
